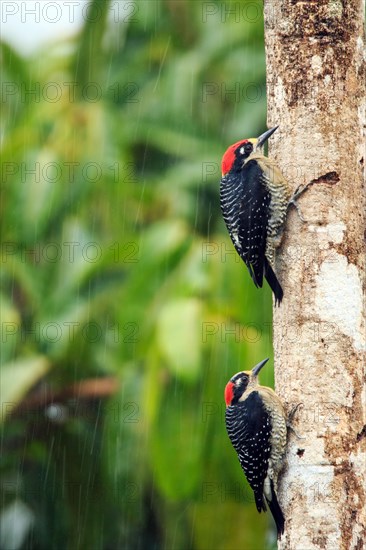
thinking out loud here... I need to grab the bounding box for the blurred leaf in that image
[190,500,268,550]
[140,219,189,264]
[157,297,202,382]
[0,295,21,365]
[72,0,110,88]
[151,382,203,500]
[0,500,35,550]
[0,356,51,421]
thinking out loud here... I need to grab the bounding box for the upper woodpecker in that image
[220,126,291,304]
[224,358,287,538]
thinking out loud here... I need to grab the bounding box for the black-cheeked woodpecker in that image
[224,358,287,538]
[220,126,291,304]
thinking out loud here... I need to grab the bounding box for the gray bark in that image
[263,1,366,548]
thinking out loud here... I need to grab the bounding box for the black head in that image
[221,140,255,175]
[224,371,251,406]
[221,126,278,176]
[224,358,269,406]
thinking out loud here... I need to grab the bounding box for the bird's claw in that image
[287,181,313,222]
[292,184,306,200]
[288,198,306,222]
[287,403,306,440]
[289,425,306,440]
[288,402,302,422]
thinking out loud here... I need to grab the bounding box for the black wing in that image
[237,160,270,288]
[225,391,271,512]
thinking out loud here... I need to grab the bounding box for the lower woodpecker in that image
[224,358,287,538]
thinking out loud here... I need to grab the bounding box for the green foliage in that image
[1,0,275,548]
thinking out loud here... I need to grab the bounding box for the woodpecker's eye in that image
[230,373,250,403]
[236,375,249,390]
[238,142,253,157]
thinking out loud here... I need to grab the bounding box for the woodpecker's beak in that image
[256,126,278,149]
[251,358,269,377]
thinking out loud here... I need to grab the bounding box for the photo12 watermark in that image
[202,81,264,104]
[201,481,254,503]
[1,241,140,264]
[1,1,139,24]
[2,399,141,425]
[201,2,263,24]
[1,320,140,344]
[2,81,139,104]
[2,160,138,184]
[201,400,341,428]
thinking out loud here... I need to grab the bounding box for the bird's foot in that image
[288,181,313,222]
[287,403,306,440]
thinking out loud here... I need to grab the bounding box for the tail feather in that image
[245,260,263,289]
[254,491,267,513]
[266,480,285,539]
[264,258,283,305]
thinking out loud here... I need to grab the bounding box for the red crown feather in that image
[221,139,248,176]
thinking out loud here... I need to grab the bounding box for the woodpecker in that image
[224,358,287,538]
[220,126,291,304]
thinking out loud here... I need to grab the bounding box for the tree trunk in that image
[263,1,366,548]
